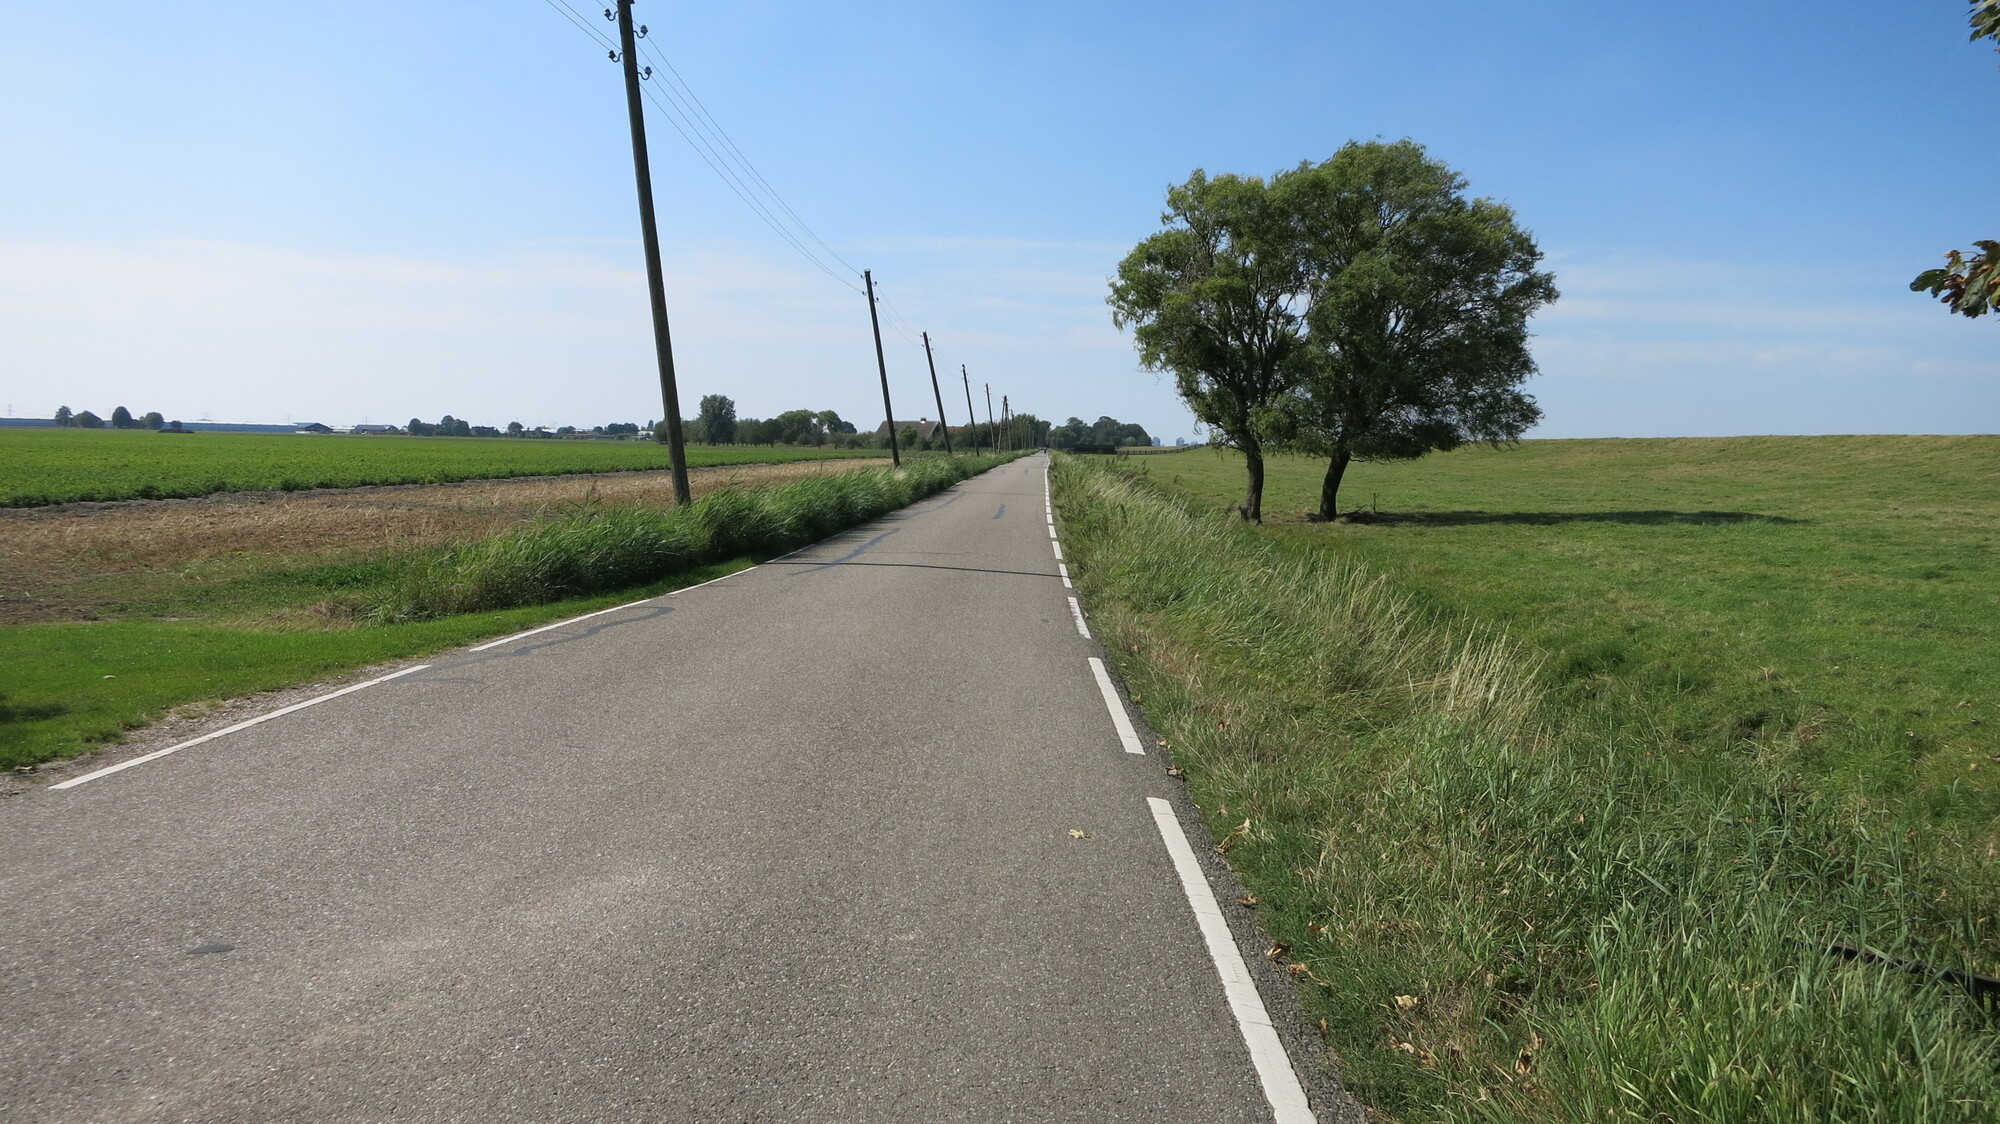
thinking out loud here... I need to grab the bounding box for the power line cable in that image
[541,0,616,50]
[632,38,863,278]
[539,1,864,293]
[632,80,861,291]
[874,287,928,350]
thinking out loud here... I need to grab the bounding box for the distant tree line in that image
[1048,416,1153,450]
[667,396,866,448]
[53,406,169,430]
[955,414,1050,452]
[407,417,648,438]
[662,394,1054,453]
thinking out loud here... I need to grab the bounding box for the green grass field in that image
[0,428,885,506]
[1138,436,2000,815]
[1054,435,2000,1122]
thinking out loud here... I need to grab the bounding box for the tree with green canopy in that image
[1110,145,1552,521]
[1278,140,1556,520]
[1910,2,2000,318]
[1109,170,1306,521]
[696,394,737,445]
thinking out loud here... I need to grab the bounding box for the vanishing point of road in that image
[1,454,1356,1123]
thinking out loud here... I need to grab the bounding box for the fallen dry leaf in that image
[1217,818,1253,854]
[1394,994,1420,1011]
[1067,829,1090,840]
[1237,895,1259,908]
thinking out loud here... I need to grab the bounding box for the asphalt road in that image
[1,454,1355,1123]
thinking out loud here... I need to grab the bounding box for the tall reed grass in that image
[377,455,1015,619]
[1052,457,2000,1122]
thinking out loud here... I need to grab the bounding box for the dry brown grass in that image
[0,458,887,622]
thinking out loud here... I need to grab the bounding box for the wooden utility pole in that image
[613,0,690,504]
[864,270,899,467]
[960,365,978,455]
[1002,395,1011,452]
[920,332,953,455]
[984,383,995,454]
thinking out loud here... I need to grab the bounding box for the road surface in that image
[1,454,1354,1122]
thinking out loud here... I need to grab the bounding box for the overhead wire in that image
[540,0,616,51]
[540,0,956,371]
[543,0,865,293]
[632,38,865,279]
[874,287,927,350]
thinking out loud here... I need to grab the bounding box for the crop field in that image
[0,428,885,506]
[1057,435,2000,1120]
[0,453,1012,772]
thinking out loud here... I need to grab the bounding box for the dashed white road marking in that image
[51,665,433,791]
[1059,562,1072,589]
[1147,797,1318,1124]
[1067,596,1092,639]
[1052,540,1064,561]
[1087,657,1145,755]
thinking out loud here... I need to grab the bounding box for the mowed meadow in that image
[0,427,885,506]
[1149,436,2000,808]
[1055,435,2000,1122]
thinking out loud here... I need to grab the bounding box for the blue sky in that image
[2,1,1994,438]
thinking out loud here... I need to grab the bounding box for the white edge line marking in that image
[1147,797,1318,1124]
[43,476,956,792]
[471,553,776,655]
[52,665,433,791]
[1067,596,1092,639]
[1059,562,1072,589]
[1053,541,1064,561]
[469,597,658,652]
[1087,657,1145,755]
[1049,525,1058,539]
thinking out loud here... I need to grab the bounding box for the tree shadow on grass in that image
[1337,509,1810,528]
[0,693,67,725]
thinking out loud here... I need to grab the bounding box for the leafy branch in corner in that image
[1910,2,2000,318]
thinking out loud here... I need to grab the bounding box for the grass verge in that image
[3,454,1020,770]
[0,567,742,771]
[378,455,1014,618]
[1052,455,2000,1122]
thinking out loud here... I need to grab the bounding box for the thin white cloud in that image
[1526,249,1998,436]
[0,237,1197,436]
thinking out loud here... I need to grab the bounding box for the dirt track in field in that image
[0,459,889,624]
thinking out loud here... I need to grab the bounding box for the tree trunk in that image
[1317,446,1351,522]
[1241,445,1266,523]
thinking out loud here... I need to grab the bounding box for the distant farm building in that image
[874,419,948,443]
